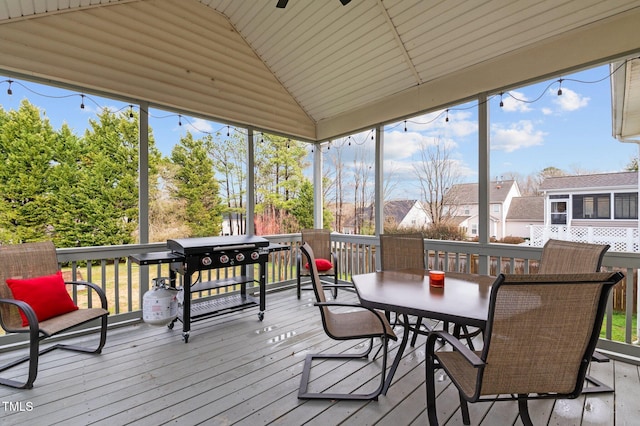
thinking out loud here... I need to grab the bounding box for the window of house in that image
[550,200,567,224]
[614,192,638,219]
[572,194,610,219]
[471,224,478,235]
[492,204,500,213]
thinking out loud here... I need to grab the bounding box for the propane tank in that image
[143,277,179,326]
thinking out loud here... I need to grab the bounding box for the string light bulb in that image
[348,136,351,146]
[7,80,12,95]
[499,92,504,108]
[445,109,449,122]
[80,94,85,109]
[557,78,563,96]
[404,120,407,132]
[128,105,134,118]
[227,125,230,137]
[178,114,182,126]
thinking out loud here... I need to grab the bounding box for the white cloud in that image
[491,120,546,152]
[185,117,214,134]
[552,87,590,111]
[383,130,425,160]
[541,107,553,115]
[501,90,532,112]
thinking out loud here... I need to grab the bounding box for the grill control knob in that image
[236,253,245,262]
[251,251,260,260]
[219,254,229,264]
[201,256,212,266]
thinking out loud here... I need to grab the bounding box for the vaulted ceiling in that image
[1,0,640,142]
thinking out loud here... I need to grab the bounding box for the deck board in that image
[0,288,637,425]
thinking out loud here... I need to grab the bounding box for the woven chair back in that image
[299,243,335,326]
[379,233,425,271]
[480,272,619,396]
[0,241,60,329]
[538,239,609,274]
[301,229,333,261]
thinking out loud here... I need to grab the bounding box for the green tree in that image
[0,100,58,243]
[171,132,222,237]
[62,108,150,246]
[210,130,246,235]
[254,135,309,234]
[290,179,333,230]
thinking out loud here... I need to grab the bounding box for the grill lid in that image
[167,235,269,255]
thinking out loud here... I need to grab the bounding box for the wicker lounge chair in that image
[425,271,624,426]
[0,241,108,388]
[297,242,397,400]
[297,228,346,299]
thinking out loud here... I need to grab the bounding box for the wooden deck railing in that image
[2,234,639,363]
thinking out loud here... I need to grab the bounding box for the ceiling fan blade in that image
[276,0,289,8]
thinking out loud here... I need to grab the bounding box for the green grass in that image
[601,312,637,342]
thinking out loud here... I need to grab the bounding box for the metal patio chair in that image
[538,238,609,274]
[538,238,612,392]
[297,243,397,400]
[425,271,624,426]
[0,241,108,389]
[297,228,347,299]
[379,233,430,345]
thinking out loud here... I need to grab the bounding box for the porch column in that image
[138,101,149,244]
[313,142,323,228]
[375,125,384,236]
[247,127,255,236]
[478,93,490,275]
[138,101,150,299]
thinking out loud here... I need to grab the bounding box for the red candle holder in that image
[429,270,445,288]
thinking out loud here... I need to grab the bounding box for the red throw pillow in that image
[305,258,333,272]
[6,271,79,326]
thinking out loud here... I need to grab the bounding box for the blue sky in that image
[1,63,638,199]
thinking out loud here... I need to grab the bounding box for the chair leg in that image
[0,314,108,389]
[57,314,108,354]
[332,273,338,299]
[298,337,388,400]
[518,396,533,426]
[459,392,471,425]
[425,336,439,426]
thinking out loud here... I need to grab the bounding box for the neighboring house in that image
[446,179,521,239]
[505,196,545,238]
[340,199,430,234]
[539,171,638,228]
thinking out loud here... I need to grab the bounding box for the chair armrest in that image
[427,330,484,368]
[0,298,40,335]
[65,281,108,310]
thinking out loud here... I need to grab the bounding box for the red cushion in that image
[305,258,333,272]
[6,271,79,326]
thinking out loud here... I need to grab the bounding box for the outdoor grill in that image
[131,235,286,343]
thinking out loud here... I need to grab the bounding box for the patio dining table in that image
[351,269,495,394]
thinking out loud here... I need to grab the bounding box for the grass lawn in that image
[602,312,637,342]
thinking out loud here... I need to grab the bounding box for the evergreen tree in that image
[171,132,222,237]
[0,100,58,243]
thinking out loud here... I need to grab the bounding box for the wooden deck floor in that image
[1,287,639,425]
